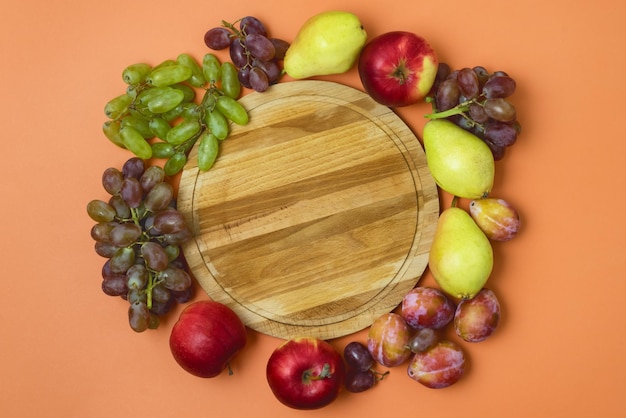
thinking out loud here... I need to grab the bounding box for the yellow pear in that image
[429,207,493,299]
[423,119,495,199]
[284,11,367,79]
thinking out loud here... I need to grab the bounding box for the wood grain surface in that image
[178,80,439,340]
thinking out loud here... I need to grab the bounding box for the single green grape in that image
[104,93,133,119]
[220,62,241,99]
[163,152,187,176]
[122,63,152,85]
[202,53,222,84]
[197,132,219,171]
[146,64,193,87]
[165,119,201,145]
[120,125,152,159]
[216,95,248,125]
[121,115,153,139]
[148,117,171,140]
[204,108,229,140]
[176,53,205,87]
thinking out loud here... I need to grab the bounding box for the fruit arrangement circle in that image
[177,80,439,340]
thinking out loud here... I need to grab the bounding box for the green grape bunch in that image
[102,53,249,175]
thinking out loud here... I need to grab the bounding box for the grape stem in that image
[424,97,486,130]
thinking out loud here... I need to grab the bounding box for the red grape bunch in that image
[342,341,389,393]
[87,157,195,332]
[426,63,522,160]
[204,16,290,92]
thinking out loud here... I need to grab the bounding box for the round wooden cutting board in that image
[178,80,439,340]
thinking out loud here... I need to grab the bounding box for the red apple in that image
[266,337,345,410]
[169,300,247,378]
[358,31,438,107]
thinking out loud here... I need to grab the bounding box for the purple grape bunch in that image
[87,157,195,332]
[426,63,522,160]
[204,16,290,92]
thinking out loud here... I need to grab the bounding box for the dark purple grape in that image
[239,16,267,37]
[435,78,460,111]
[249,66,269,92]
[102,276,128,297]
[483,98,517,122]
[140,241,169,272]
[245,33,275,61]
[109,247,136,274]
[95,241,119,258]
[149,297,174,316]
[482,75,516,98]
[110,223,142,247]
[343,341,374,372]
[128,301,150,332]
[254,59,281,84]
[144,182,173,212]
[122,157,145,179]
[345,369,376,393]
[127,287,147,304]
[162,228,192,245]
[102,167,123,195]
[120,177,143,208]
[237,67,252,88]
[160,266,192,291]
[472,66,490,89]
[91,221,119,243]
[229,38,248,68]
[482,136,507,160]
[152,208,186,234]
[109,195,131,219]
[126,264,149,289]
[204,27,232,50]
[484,121,518,147]
[151,283,171,304]
[139,165,165,193]
[171,286,194,304]
[456,67,480,99]
[269,38,290,60]
[468,103,489,123]
[87,199,116,223]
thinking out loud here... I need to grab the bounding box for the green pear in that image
[284,11,367,79]
[429,207,493,299]
[423,119,495,199]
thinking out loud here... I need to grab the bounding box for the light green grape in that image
[122,63,152,85]
[120,125,152,159]
[204,108,229,140]
[121,115,153,139]
[146,64,193,87]
[103,120,126,148]
[197,132,219,171]
[176,53,205,87]
[104,93,133,119]
[148,117,171,140]
[220,62,241,99]
[216,95,248,125]
[165,119,201,145]
[163,151,187,176]
[202,53,221,83]
[145,87,185,114]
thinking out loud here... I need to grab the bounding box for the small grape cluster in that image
[204,16,290,92]
[342,342,389,393]
[426,63,522,160]
[102,53,249,175]
[88,157,194,332]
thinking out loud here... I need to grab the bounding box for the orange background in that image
[1,0,625,417]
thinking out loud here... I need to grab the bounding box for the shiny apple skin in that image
[469,198,521,241]
[454,288,501,342]
[266,337,345,410]
[358,31,438,107]
[407,340,466,388]
[401,286,455,329]
[169,300,247,378]
[367,313,412,367]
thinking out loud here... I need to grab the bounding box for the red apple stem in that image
[305,363,332,382]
